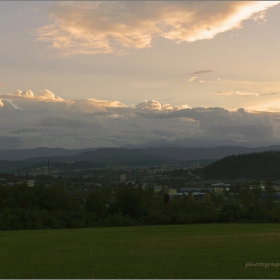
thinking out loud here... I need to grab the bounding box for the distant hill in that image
[0,160,35,173]
[3,149,280,175]
[23,145,280,163]
[0,147,97,161]
[121,139,277,149]
[1,139,279,162]
[202,150,280,180]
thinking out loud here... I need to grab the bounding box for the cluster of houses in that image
[18,162,202,177]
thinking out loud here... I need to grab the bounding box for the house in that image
[26,180,35,187]
[260,193,280,202]
[167,188,177,195]
[211,187,223,194]
[170,191,205,201]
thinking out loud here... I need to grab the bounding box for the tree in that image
[84,190,110,218]
[239,182,251,208]
[264,179,276,210]
[251,181,262,210]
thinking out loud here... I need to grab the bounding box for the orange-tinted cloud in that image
[35,1,279,55]
[1,89,280,149]
[0,89,65,102]
[188,76,197,82]
[134,100,189,111]
[212,90,259,96]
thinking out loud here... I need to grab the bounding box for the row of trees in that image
[0,184,84,230]
[237,180,276,210]
[1,180,280,230]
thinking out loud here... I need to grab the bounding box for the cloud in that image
[10,127,39,134]
[38,117,89,128]
[187,70,213,75]
[37,89,55,99]
[199,80,205,84]
[35,1,280,55]
[188,76,197,82]
[136,106,279,142]
[0,136,22,146]
[160,98,175,102]
[247,100,280,112]
[134,100,189,111]
[211,90,259,96]
[262,92,279,96]
[0,89,64,102]
[22,90,34,97]
[1,88,280,149]
[135,100,164,110]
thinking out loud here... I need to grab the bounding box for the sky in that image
[1,1,280,149]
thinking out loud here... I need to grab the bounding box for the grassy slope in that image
[1,224,280,279]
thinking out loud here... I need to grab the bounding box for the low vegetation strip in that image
[2,182,280,230]
[1,224,280,279]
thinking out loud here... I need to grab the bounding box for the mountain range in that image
[0,147,97,161]
[121,139,276,149]
[0,137,279,161]
[1,145,280,164]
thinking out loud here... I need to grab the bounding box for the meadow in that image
[1,223,280,279]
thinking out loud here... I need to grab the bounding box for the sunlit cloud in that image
[247,100,280,112]
[188,76,197,82]
[35,1,279,55]
[73,98,127,111]
[1,88,280,149]
[212,90,259,96]
[199,80,205,84]
[134,100,189,111]
[0,89,65,102]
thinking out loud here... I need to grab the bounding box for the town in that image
[1,160,280,208]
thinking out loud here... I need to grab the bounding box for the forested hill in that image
[202,150,280,180]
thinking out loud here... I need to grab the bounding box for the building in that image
[167,188,177,196]
[170,191,205,201]
[26,180,35,187]
[260,193,280,202]
[120,174,127,181]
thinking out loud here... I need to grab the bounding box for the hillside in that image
[0,147,97,161]
[202,150,280,180]
[23,145,280,163]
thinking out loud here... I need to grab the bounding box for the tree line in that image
[1,180,280,230]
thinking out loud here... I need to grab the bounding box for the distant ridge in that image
[19,145,280,163]
[0,147,97,161]
[121,139,277,149]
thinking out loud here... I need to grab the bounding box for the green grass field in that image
[1,223,280,279]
